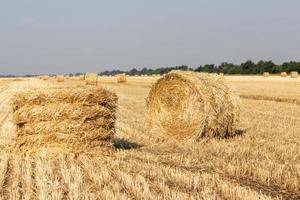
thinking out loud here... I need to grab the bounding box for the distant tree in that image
[96,60,300,76]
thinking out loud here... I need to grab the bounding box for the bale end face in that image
[146,70,240,141]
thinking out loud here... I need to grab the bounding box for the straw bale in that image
[281,72,287,77]
[85,73,98,85]
[11,87,118,154]
[41,76,49,80]
[291,71,298,78]
[57,75,64,82]
[146,70,240,140]
[116,73,127,83]
[263,72,269,77]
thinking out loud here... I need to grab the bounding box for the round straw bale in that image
[41,75,49,80]
[146,70,240,140]
[281,72,287,77]
[263,72,269,77]
[116,73,127,83]
[291,71,298,78]
[57,75,64,82]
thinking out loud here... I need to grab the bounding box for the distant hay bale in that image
[263,72,269,77]
[11,87,118,154]
[281,72,287,77]
[85,73,98,85]
[116,73,127,83]
[146,70,240,140]
[41,76,49,80]
[56,75,64,82]
[291,71,298,78]
[79,75,85,80]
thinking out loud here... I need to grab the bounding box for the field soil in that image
[0,75,299,200]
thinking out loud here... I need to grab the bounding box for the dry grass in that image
[0,76,298,199]
[227,76,300,105]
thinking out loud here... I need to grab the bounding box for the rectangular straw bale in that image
[291,71,298,78]
[11,87,118,153]
[85,73,98,85]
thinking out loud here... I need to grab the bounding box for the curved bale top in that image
[146,70,240,140]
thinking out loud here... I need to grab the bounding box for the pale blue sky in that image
[0,0,299,75]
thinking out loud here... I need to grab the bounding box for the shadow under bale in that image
[113,138,143,150]
[223,128,247,139]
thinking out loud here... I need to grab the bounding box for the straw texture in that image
[146,70,240,140]
[11,87,118,154]
[116,74,127,83]
[85,73,98,85]
[57,75,64,82]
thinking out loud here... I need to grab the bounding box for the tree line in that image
[99,60,300,76]
[1,60,299,77]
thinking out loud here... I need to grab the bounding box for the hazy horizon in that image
[1,1,300,75]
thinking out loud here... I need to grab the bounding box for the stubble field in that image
[0,75,299,200]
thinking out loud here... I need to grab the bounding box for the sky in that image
[0,0,300,75]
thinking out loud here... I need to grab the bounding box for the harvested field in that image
[0,75,299,199]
